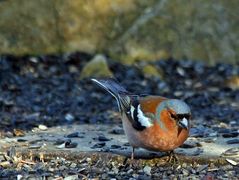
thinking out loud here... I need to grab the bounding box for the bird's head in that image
[165,99,191,130]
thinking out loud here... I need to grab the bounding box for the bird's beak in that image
[178,117,188,129]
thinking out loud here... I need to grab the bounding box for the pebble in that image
[112,167,119,174]
[28,144,42,149]
[109,127,124,135]
[17,138,28,142]
[182,169,189,176]
[38,124,48,131]
[65,113,75,122]
[226,139,239,144]
[91,142,106,148]
[0,161,11,168]
[127,169,134,174]
[65,141,78,148]
[70,163,77,168]
[64,175,79,180]
[110,145,121,149]
[222,132,238,138]
[86,158,91,162]
[221,147,239,157]
[180,141,201,148]
[66,132,79,138]
[226,159,238,166]
[191,148,203,156]
[13,129,25,137]
[196,165,208,173]
[143,166,151,176]
[219,122,229,128]
[54,139,65,145]
[98,135,110,141]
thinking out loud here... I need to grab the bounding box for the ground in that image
[0,52,238,179]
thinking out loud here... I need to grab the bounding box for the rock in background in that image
[0,0,238,64]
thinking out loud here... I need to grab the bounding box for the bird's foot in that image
[125,147,139,168]
[167,151,179,164]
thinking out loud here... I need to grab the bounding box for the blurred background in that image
[0,1,239,178]
[0,0,238,64]
[0,0,238,131]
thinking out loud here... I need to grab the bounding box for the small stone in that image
[174,91,183,97]
[80,54,112,79]
[65,113,75,122]
[64,175,79,180]
[70,163,77,168]
[13,129,25,137]
[17,175,23,180]
[176,67,185,76]
[127,169,134,174]
[66,132,79,138]
[196,165,208,173]
[226,75,239,90]
[86,158,91,163]
[222,132,238,138]
[180,141,201,148]
[226,139,239,144]
[0,161,11,168]
[54,139,65,145]
[226,159,238,166]
[110,145,121,149]
[208,132,217,137]
[65,141,78,148]
[28,144,42,149]
[68,65,78,73]
[17,139,28,142]
[91,142,106,149]
[112,167,119,174]
[142,64,163,78]
[57,143,66,149]
[38,124,48,131]
[219,122,229,128]
[123,142,130,146]
[7,146,16,158]
[98,135,110,141]
[182,169,189,176]
[109,127,124,135]
[221,147,239,157]
[143,166,151,176]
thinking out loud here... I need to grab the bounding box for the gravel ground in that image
[0,52,239,179]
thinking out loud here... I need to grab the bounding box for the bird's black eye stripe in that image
[177,114,190,119]
[170,113,190,120]
[170,113,178,120]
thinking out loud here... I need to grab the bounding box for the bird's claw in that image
[167,151,179,164]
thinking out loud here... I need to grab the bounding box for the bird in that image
[92,78,191,161]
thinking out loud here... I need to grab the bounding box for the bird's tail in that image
[91,78,131,113]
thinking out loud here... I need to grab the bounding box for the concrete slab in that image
[0,124,238,165]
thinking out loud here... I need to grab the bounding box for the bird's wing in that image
[125,95,167,131]
[139,95,167,114]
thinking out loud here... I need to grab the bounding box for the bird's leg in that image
[131,147,135,160]
[128,147,137,168]
[167,150,178,163]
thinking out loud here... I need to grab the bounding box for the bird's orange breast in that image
[140,122,189,151]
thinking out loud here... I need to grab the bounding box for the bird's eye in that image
[170,113,177,120]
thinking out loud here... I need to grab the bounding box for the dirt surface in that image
[0,53,239,179]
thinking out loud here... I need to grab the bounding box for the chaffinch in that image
[92,78,191,160]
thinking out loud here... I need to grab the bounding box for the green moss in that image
[142,64,164,79]
[80,54,113,79]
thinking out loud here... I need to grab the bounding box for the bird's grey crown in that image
[166,99,190,114]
